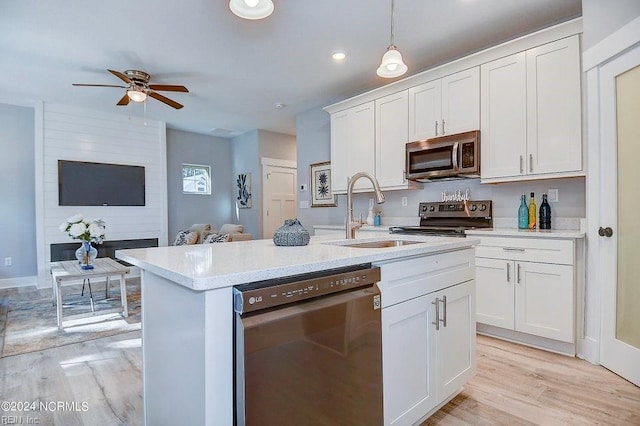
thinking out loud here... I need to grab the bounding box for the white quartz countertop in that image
[465,228,585,239]
[116,234,478,291]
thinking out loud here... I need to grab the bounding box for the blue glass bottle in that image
[518,194,529,229]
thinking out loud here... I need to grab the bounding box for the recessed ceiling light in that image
[332,52,346,61]
[274,103,285,109]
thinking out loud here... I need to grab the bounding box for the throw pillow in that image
[219,224,244,234]
[201,233,230,244]
[173,230,198,246]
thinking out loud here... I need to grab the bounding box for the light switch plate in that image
[548,189,559,202]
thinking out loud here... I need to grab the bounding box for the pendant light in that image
[229,0,274,20]
[376,0,407,78]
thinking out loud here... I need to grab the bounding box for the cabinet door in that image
[441,67,480,136]
[526,35,582,175]
[480,53,527,179]
[330,102,375,193]
[435,280,476,400]
[408,79,441,141]
[382,295,437,426]
[376,91,409,188]
[475,258,515,329]
[515,262,574,342]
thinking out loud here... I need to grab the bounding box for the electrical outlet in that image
[4,257,11,267]
[401,197,408,207]
[548,189,559,202]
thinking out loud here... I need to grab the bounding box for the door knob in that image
[598,227,613,237]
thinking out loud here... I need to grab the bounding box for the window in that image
[182,164,211,195]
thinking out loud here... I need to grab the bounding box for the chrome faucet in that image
[346,172,385,239]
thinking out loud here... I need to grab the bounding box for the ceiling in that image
[0,0,581,137]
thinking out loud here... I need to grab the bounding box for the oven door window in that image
[409,146,454,173]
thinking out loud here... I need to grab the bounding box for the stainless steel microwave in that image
[405,130,480,181]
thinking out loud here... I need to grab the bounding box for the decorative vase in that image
[273,219,310,246]
[75,241,98,270]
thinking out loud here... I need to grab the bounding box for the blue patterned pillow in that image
[201,233,230,243]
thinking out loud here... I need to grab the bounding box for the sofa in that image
[173,223,252,245]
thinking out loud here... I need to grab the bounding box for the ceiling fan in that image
[72,69,189,109]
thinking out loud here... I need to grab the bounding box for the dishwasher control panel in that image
[233,265,381,314]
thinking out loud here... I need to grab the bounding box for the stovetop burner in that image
[390,200,492,237]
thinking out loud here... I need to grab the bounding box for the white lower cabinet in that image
[377,250,476,426]
[475,236,576,344]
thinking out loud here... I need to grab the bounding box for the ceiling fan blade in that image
[148,84,189,93]
[72,83,128,88]
[108,69,132,84]
[116,93,130,106]
[148,91,184,109]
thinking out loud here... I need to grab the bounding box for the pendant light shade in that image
[127,89,147,103]
[229,0,274,20]
[377,46,408,78]
[377,0,407,78]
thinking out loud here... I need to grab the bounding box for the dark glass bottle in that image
[539,193,552,229]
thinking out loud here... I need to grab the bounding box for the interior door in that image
[262,164,297,239]
[599,45,640,387]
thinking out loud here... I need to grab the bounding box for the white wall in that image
[166,129,234,241]
[0,103,36,287]
[582,0,640,49]
[36,103,167,287]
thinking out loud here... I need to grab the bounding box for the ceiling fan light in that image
[376,47,408,78]
[127,89,147,103]
[229,0,274,20]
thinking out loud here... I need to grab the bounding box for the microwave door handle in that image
[451,142,460,172]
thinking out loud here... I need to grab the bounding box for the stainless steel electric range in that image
[390,200,493,237]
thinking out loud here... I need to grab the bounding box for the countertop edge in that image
[116,236,480,291]
[465,228,585,239]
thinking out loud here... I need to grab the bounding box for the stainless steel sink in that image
[336,239,422,248]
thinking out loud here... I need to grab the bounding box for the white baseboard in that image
[577,336,600,365]
[0,276,38,289]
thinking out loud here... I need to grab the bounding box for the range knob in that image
[469,204,477,212]
[479,204,487,212]
[429,205,436,212]
[421,205,428,212]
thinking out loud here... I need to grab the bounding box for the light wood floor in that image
[0,331,638,425]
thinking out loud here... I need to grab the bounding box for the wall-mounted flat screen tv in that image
[58,160,146,206]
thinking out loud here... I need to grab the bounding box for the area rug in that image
[0,278,141,358]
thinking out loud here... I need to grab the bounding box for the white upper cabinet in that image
[409,67,480,141]
[526,36,582,175]
[375,91,410,189]
[481,35,583,181]
[330,101,375,193]
[480,52,528,179]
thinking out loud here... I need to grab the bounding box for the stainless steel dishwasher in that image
[233,264,383,426]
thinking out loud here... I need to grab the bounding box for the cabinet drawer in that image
[475,236,574,265]
[376,249,475,308]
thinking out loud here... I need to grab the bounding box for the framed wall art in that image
[310,161,337,207]
[236,173,252,208]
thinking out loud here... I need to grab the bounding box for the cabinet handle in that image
[431,297,440,330]
[503,247,525,252]
[519,156,524,174]
[507,262,511,282]
[517,264,522,284]
[442,119,446,135]
[529,154,533,173]
[441,295,447,328]
[435,121,439,136]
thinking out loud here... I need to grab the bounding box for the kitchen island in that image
[116,234,478,426]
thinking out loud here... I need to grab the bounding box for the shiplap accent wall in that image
[35,103,168,287]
